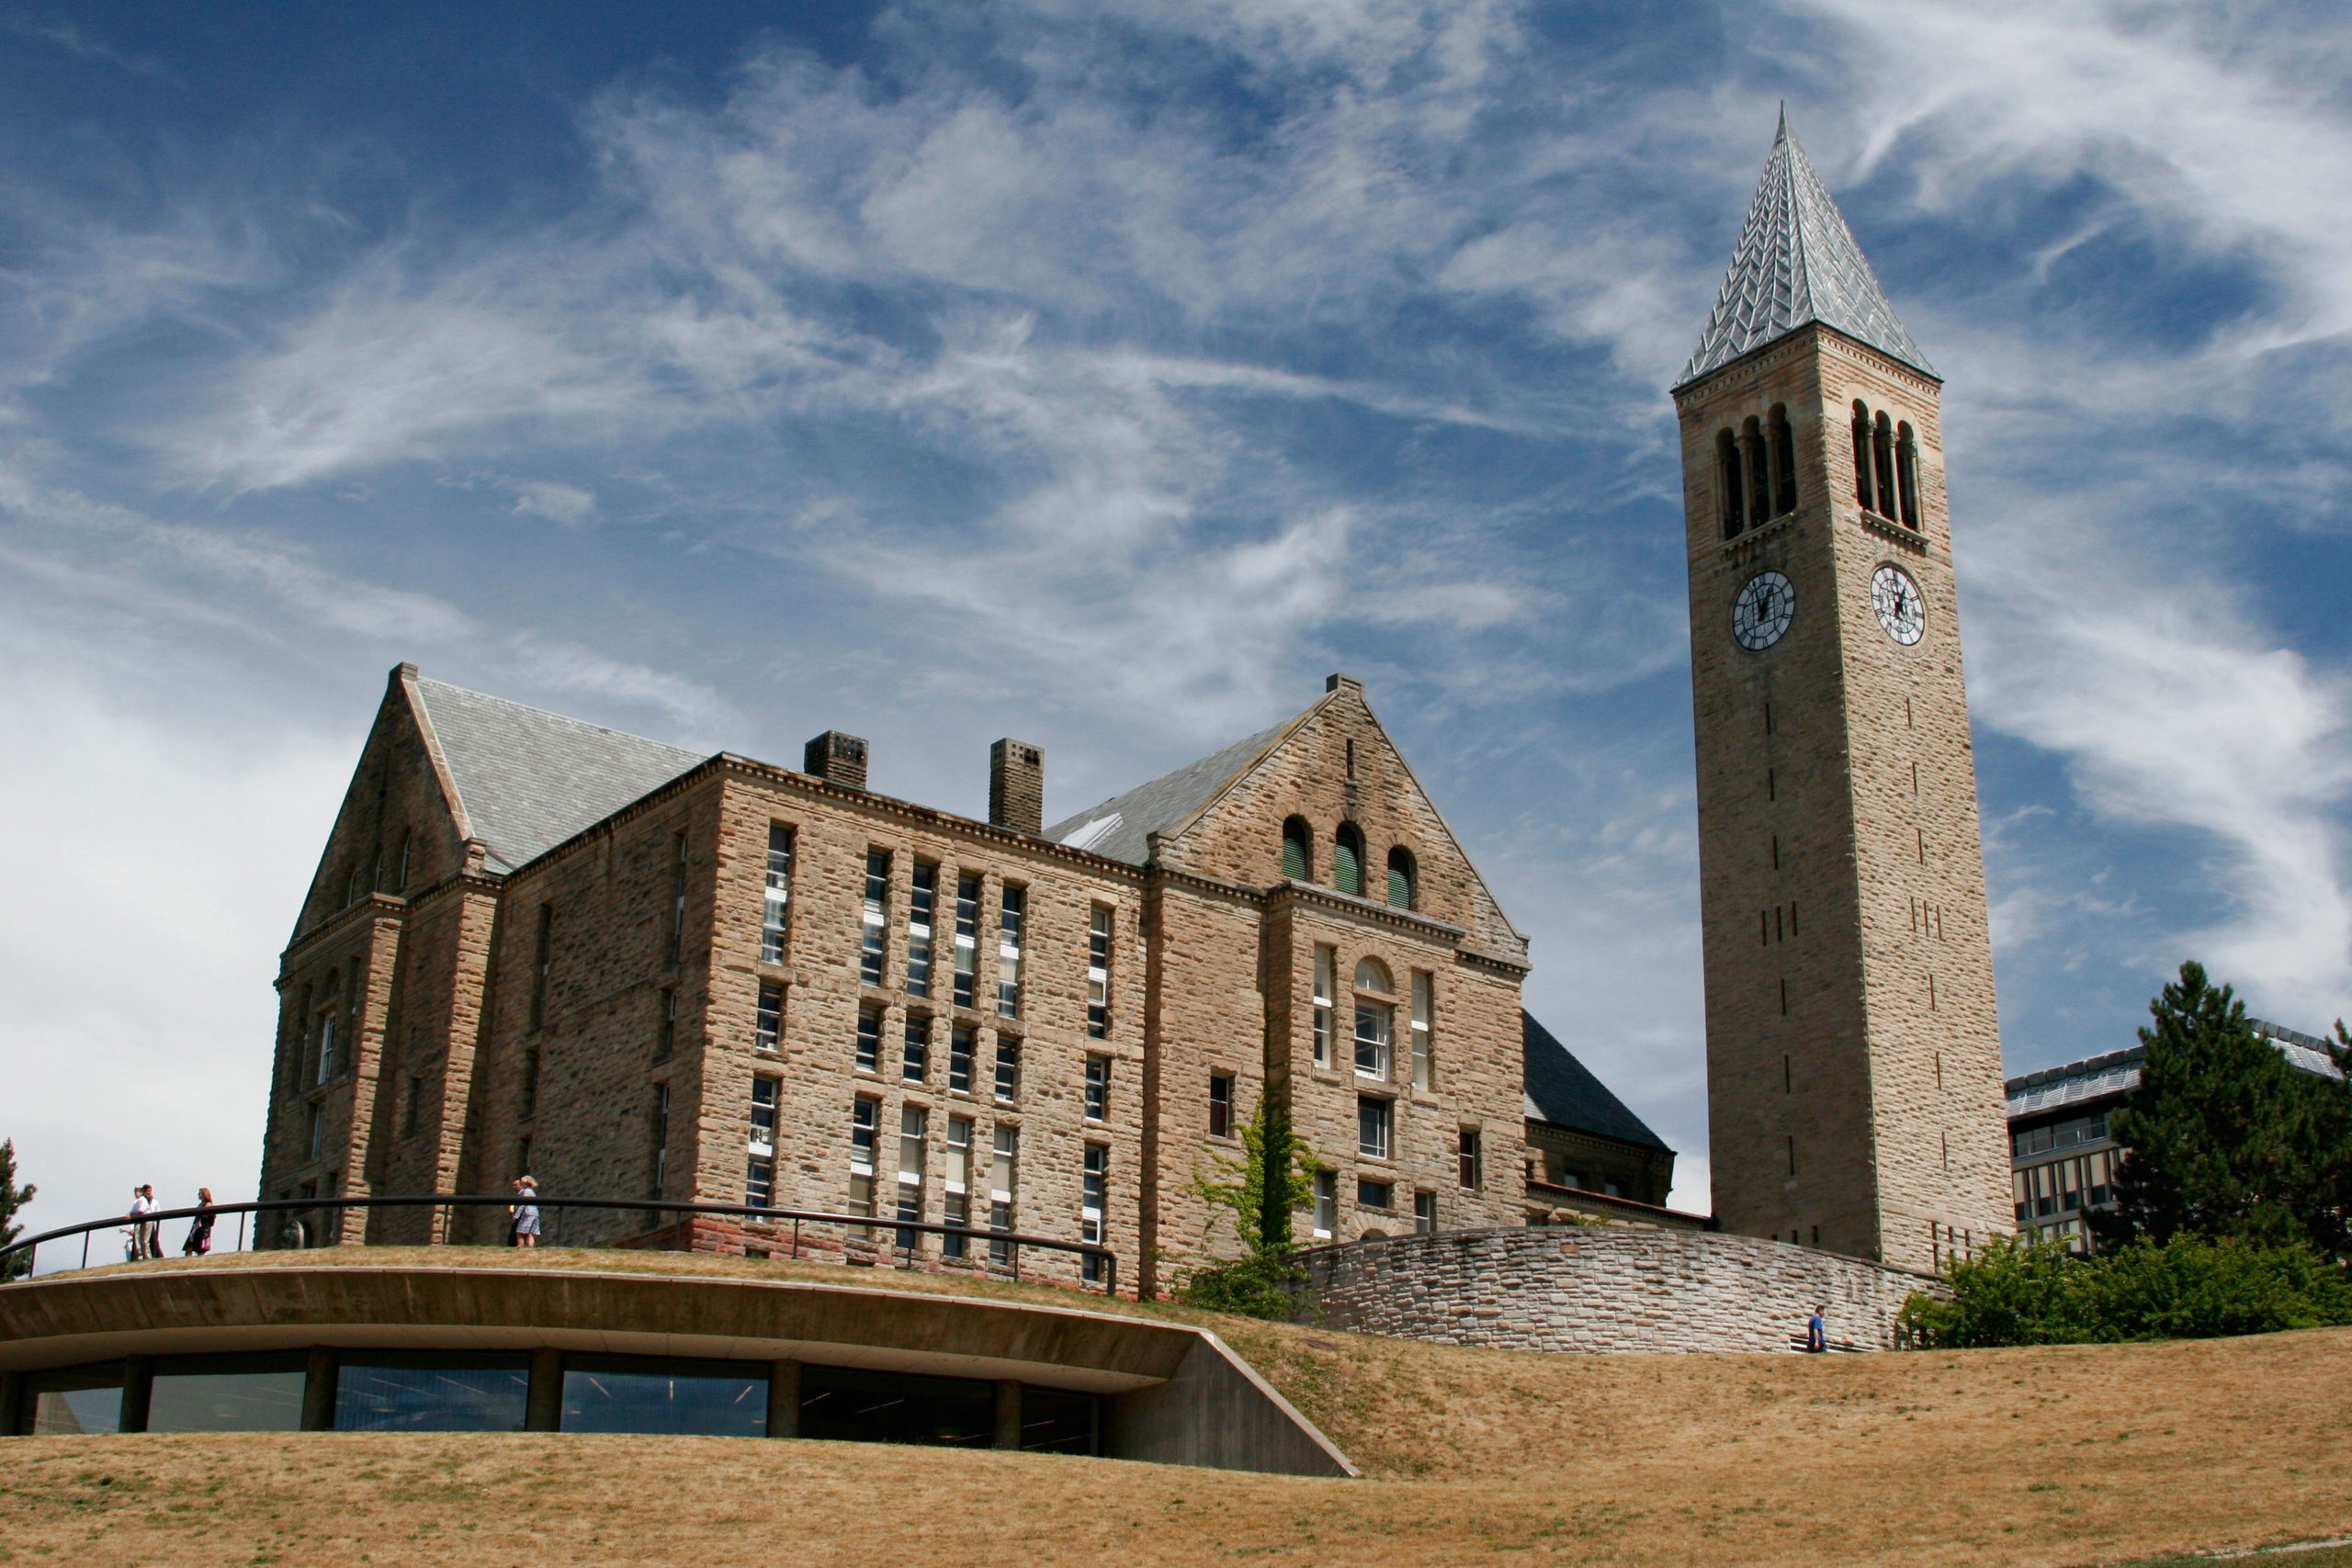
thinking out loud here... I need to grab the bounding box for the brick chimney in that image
[803,730,869,791]
[989,739,1044,835]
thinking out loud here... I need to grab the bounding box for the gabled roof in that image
[1677,107,1933,389]
[1522,1011,1670,1152]
[1044,717,1296,866]
[412,677,706,874]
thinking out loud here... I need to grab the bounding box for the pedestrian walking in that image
[510,1176,541,1249]
[182,1188,216,1257]
[1806,1303,1827,1353]
[129,1184,160,1260]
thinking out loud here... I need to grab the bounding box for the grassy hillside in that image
[6,1250,2351,1565]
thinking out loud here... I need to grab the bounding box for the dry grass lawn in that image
[6,1248,2352,1565]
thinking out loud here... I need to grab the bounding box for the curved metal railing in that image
[0,1192,1117,1297]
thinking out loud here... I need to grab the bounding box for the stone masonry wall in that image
[1301,1225,1935,1355]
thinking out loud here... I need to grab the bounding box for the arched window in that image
[315,972,341,1086]
[1717,429,1746,539]
[1334,824,1365,897]
[396,830,413,892]
[1873,412,1896,519]
[1741,416,1770,527]
[1769,404,1797,516]
[1352,958,1394,1079]
[1386,846,1417,909]
[1896,423,1922,530]
[1282,817,1313,882]
[1851,401,1873,509]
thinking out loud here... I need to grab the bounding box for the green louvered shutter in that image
[1282,824,1309,881]
[1335,831,1363,897]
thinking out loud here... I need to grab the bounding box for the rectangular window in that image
[849,1097,880,1233]
[305,1100,324,1161]
[404,1076,424,1137]
[1410,972,1434,1091]
[1414,1190,1437,1236]
[1358,1096,1391,1160]
[861,850,890,987]
[745,1153,775,1211]
[1458,1128,1482,1190]
[1313,1170,1336,1237]
[906,862,937,999]
[749,1077,778,1153]
[1357,1178,1393,1211]
[952,873,980,1009]
[519,1048,539,1120]
[902,1015,931,1083]
[948,1024,975,1093]
[989,1125,1018,1264]
[1354,998,1391,1080]
[2087,1148,2113,1208]
[1312,947,1334,1068]
[760,825,795,963]
[855,1005,881,1074]
[316,1006,337,1086]
[896,1105,929,1248]
[1086,906,1113,1038]
[529,904,553,1032]
[997,885,1026,1017]
[1207,1072,1234,1139]
[993,1040,1021,1104]
[753,983,784,1054]
[1081,1144,1109,1283]
[654,987,677,1062]
[1083,1055,1109,1122]
[649,1084,670,1198]
[943,1115,973,1258]
[668,831,689,964]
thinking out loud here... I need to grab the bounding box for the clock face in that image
[1730,570,1795,652]
[1871,565,1926,645]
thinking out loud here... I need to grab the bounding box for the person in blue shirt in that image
[1806,1305,1826,1352]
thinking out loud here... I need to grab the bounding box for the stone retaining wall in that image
[1298,1225,1937,1354]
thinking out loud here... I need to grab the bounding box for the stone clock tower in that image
[1672,112,2011,1272]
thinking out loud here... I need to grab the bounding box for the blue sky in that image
[5,1,2350,1247]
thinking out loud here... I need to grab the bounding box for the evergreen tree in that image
[2098,962,2303,1250]
[0,1138,35,1282]
[2287,1020,2352,1263]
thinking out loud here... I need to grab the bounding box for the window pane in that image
[23,1364,123,1435]
[334,1353,530,1433]
[797,1365,993,1449]
[560,1355,766,1437]
[147,1354,308,1433]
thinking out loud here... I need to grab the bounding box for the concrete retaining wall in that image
[1298,1225,1935,1354]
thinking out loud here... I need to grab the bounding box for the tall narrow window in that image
[849,1097,879,1234]
[749,1077,778,1152]
[1312,947,1335,1068]
[1334,826,1365,897]
[1353,958,1393,1079]
[649,1083,671,1198]
[1358,1095,1391,1159]
[1718,429,1746,539]
[747,1078,777,1210]
[1896,422,1922,529]
[519,1048,540,1120]
[1282,817,1314,881]
[1770,403,1797,515]
[667,831,689,964]
[861,851,890,987]
[902,1014,930,1083]
[1414,1190,1437,1236]
[993,1040,1021,1103]
[905,862,937,998]
[1208,1072,1234,1138]
[306,1101,324,1161]
[989,1125,1018,1264]
[529,904,553,1032]
[1458,1128,1483,1190]
[1851,400,1873,509]
[1410,972,1435,1091]
[1873,412,1896,518]
[760,825,795,964]
[1742,415,1770,525]
[854,1005,881,1074]
[1313,1170,1337,1237]
[1086,906,1113,1038]
[896,1105,928,1248]
[314,979,340,1085]
[952,874,980,1009]
[997,885,1025,1017]
[1083,1055,1109,1122]
[753,983,784,1054]
[949,1023,976,1093]
[1385,847,1417,910]
[395,831,413,893]
[1080,1145,1109,1283]
[654,987,677,1061]
[403,1075,424,1137]
[943,1115,974,1258]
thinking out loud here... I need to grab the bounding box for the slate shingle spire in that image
[1677,107,1932,389]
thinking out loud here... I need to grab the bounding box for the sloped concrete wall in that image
[1298,1226,1934,1354]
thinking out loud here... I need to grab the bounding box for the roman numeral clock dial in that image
[1871,565,1925,646]
[1731,570,1794,651]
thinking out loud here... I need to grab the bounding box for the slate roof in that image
[1044,717,1296,866]
[1678,107,1933,389]
[2004,1019,2346,1120]
[1521,1010,1671,1152]
[412,677,707,874]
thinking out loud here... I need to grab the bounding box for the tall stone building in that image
[1672,111,2012,1270]
[258,666,1671,1295]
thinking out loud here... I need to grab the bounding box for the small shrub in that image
[1170,1251,1307,1319]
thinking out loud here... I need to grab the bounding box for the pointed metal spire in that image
[1676,111,1933,389]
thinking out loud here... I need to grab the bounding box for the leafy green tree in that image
[1175,1096,1324,1318]
[2098,962,2305,1251]
[0,1138,35,1282]
[2288,1019,2352,1263]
